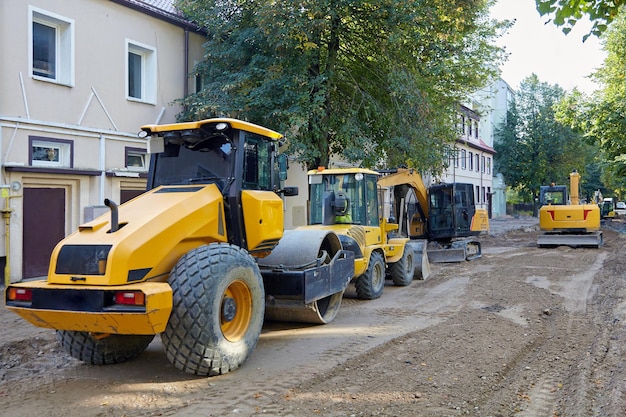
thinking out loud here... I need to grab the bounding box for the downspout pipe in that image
[184,28,189,97]
[2,198,12,287]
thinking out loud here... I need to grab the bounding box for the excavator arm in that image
[377,168,430,219]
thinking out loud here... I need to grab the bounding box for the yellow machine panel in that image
[539,204,601,232]
[6,281,172,334]
[471,208,490,232]
[47,184,226,286]
[241,190,284,254]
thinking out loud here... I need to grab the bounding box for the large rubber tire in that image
[389,247,414,286]
[162,243,265,376]
[56,331,154,365]
[355,251,385,300]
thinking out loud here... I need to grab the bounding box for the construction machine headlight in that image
[215,122,229,131]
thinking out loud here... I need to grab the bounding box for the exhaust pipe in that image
[104,199,119,232]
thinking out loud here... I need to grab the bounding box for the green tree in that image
[536,0,625,40]
[176,0,507,170]
[555,11,626,198]
[495,75,593,202]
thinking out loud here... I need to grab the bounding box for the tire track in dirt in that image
[188,275,473,416]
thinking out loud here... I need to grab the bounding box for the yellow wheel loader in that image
[537,171,602,248]
[5,118,354,376]
[377,168,490,263]
[300,168,426,301]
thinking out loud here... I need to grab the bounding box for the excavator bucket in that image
[406,240,431,280]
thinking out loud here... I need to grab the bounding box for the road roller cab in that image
[5,118,353,376]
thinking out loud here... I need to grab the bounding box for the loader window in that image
[365,176,379,226]
[243,134,273,191]
[309,173,370,226]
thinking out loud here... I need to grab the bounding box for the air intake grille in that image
[55,245,112,275]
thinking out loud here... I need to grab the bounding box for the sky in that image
[490,0,607,94]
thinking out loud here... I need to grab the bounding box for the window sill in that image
[32,75,74,88]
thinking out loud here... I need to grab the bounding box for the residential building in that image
[471,78,515,217]
[0,0,205,282]
[435,103,496,214]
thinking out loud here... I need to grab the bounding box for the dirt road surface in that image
[2,216,626,417]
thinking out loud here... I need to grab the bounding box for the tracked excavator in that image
[537,171,602,248]
[5,118,354,376]
[377,168,489,263]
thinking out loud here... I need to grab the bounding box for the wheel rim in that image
[406,253,414,274]
[221,279,253,342]
[374,260,384,289]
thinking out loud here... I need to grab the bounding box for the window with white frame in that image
[30,137,73,168]
[126,147,148,171]
[469,151,474,171]
[481,155,486,173]
[30,7,74,86]
[126,40,157,104]
[475,154,480,172]
[487,157,491,174]
[461,149,466,169]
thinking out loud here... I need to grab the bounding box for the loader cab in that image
[428,183,477,241]
[308,169,380,227]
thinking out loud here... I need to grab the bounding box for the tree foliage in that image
[495,75,596,202]
[536,0,625,40]
[554,11,626,197]
[175,0,507,170]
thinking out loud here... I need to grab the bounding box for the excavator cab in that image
[539,185,567,206]
[428,183,478,241]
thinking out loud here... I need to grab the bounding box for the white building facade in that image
[0,0,205,282]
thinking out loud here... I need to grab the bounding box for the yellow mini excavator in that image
[537,171,602,248]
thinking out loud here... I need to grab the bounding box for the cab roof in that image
[307,167,380,176]
[141,118,283,140]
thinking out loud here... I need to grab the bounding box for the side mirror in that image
[282,186,298,197]
[277,154,288,181]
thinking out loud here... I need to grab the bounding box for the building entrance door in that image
[23,187,65,278]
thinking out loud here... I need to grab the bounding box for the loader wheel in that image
[355,251,385,300]
[162,243,265,376]
[56,331,154,365]
[389,247,414,286]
